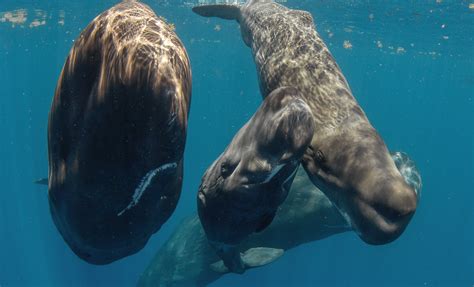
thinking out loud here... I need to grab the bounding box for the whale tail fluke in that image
[192,4,241,20]
[210,247,284,274]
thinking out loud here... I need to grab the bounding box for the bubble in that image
[391,151,422,200]
[343,40,352,50]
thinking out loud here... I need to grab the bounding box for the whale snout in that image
[355,181,417,245]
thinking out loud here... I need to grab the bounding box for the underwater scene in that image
[0,0,473,286]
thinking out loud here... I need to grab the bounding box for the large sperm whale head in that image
[303,121,420,245]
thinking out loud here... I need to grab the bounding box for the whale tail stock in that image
[210,247,284,274]
[192,4,241,20]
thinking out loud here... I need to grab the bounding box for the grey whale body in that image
[47,0,191,264]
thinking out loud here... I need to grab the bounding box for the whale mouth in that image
[348,152,421,245]
[117,162,178,217]
[329,151,421,245]
[353,197,414,245]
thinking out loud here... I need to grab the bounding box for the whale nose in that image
[356,180,418,245]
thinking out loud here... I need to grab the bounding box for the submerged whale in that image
[138,167,349,287]
[197,87,314,273]
[193,0,419,249]
[138,153,420,286]
[47,0,191,264]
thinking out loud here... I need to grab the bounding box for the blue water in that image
[0,0,472,286]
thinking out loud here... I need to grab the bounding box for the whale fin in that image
[241,247,284,268]
[34,178,48,185]
[192,4,241,20]
[210,247,284,273]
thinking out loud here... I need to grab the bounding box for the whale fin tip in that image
[34,178,48,186]
[209,247,284,274]
[241,247,284,268]
[209,260,229,274]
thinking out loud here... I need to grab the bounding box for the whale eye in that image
[315,150,326,163]
[221,163,231,179]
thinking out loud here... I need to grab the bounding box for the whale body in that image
[48,0,191,264]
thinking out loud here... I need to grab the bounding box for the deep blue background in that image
[0,0,472,286]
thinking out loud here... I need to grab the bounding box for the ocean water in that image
[0,0,472,286]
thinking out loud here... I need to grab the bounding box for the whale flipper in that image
[192,4,241,20]
[35,178,48,185]
[242,247,284,268]
[210,247,284,273]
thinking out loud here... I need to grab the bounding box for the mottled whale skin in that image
[138,167,349,287]
[197,87,314,273]
[48,0,191,264]
[194,0,418,246]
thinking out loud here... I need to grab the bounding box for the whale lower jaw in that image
[117,162,178,216]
